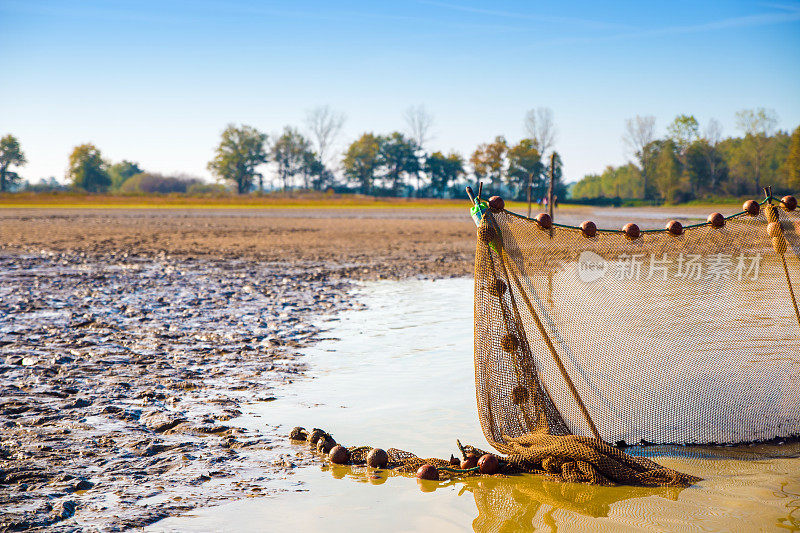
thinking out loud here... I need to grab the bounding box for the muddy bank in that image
[0,208,477,279]
[0,251,360,531]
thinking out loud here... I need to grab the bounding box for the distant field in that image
[0,191,764,213]
[0,192,462,209]
[0,192,585,211]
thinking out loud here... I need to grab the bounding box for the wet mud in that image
[0,251,359,531]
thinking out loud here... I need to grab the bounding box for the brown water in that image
[150,279,800,532]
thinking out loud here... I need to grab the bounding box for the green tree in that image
[666,114,700,155]
[378,132,420,194]
[108,160,143,190]
[507,138,543,207]
[469,143,490,184]
[652,140,683,203]
[544,151,568,204]
[0,134,26,192]
[68,144,111,192]
[735,108,779,194]
[785,126,800,190]
[299,150,328,190]
[485,136,508,189]
[342,133,381,194]
[470,136,507,190]
[207,124,268,194]
[686,140,727,196]
[424,151,463,197]
[571,164,643,201]
[272,126,314,190]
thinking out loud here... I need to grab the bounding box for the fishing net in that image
[290,427,697,486]
[293,194,797,488]
[474,195,800,453]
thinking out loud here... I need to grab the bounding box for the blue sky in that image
[1,0,799,185]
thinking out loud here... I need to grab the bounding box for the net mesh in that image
[474,199,800,450]
[292,198,798,488]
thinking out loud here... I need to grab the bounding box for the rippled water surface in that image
[152,279,800,532]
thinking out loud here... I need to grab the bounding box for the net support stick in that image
[765,188,800,331]
[498,246,602,441]
[781,255,800,331]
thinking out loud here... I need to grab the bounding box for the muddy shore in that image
[0,208,480,531]
[0,205,722,530]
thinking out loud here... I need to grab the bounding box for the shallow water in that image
[152,279,800,532]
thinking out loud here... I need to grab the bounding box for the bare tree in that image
[404,104,434,195]
[704,118,723,147]
[403,104,434,149]
[700,118,725,192]
[622,115,657,198]
[735,108,779,194]
[305,105,346,165]
[523,107,557,156]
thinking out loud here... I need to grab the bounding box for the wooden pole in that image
[526,172,533,218]
[765,187,800,331]
[548,152,555,222]
[499,246,602,440]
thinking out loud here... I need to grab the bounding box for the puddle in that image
[150,278,800,532]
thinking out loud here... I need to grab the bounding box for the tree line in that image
[206,106,567,201]
[0,105,567,201]
[2,106,798,202]
[572,109,800,203]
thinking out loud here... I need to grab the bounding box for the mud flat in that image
[0,249,371,530]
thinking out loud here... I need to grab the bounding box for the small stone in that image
[140,411,185,433]
[65,398,92,409]
[666,220,683,236]
[781,195,797,212]
[416,464,439,481]
[487,196,505,213]
[580,221,596,238]
[366,448,388,468]
[707,212,725,228]
[622,223,640,240]
[68,479,94,492]
[535,213,552,230]
[478,454,499,475]
[51,499,76,520]
[743,200,760,217]
[329,445,350,465]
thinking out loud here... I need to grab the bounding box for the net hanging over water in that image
[474,194,800,449]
